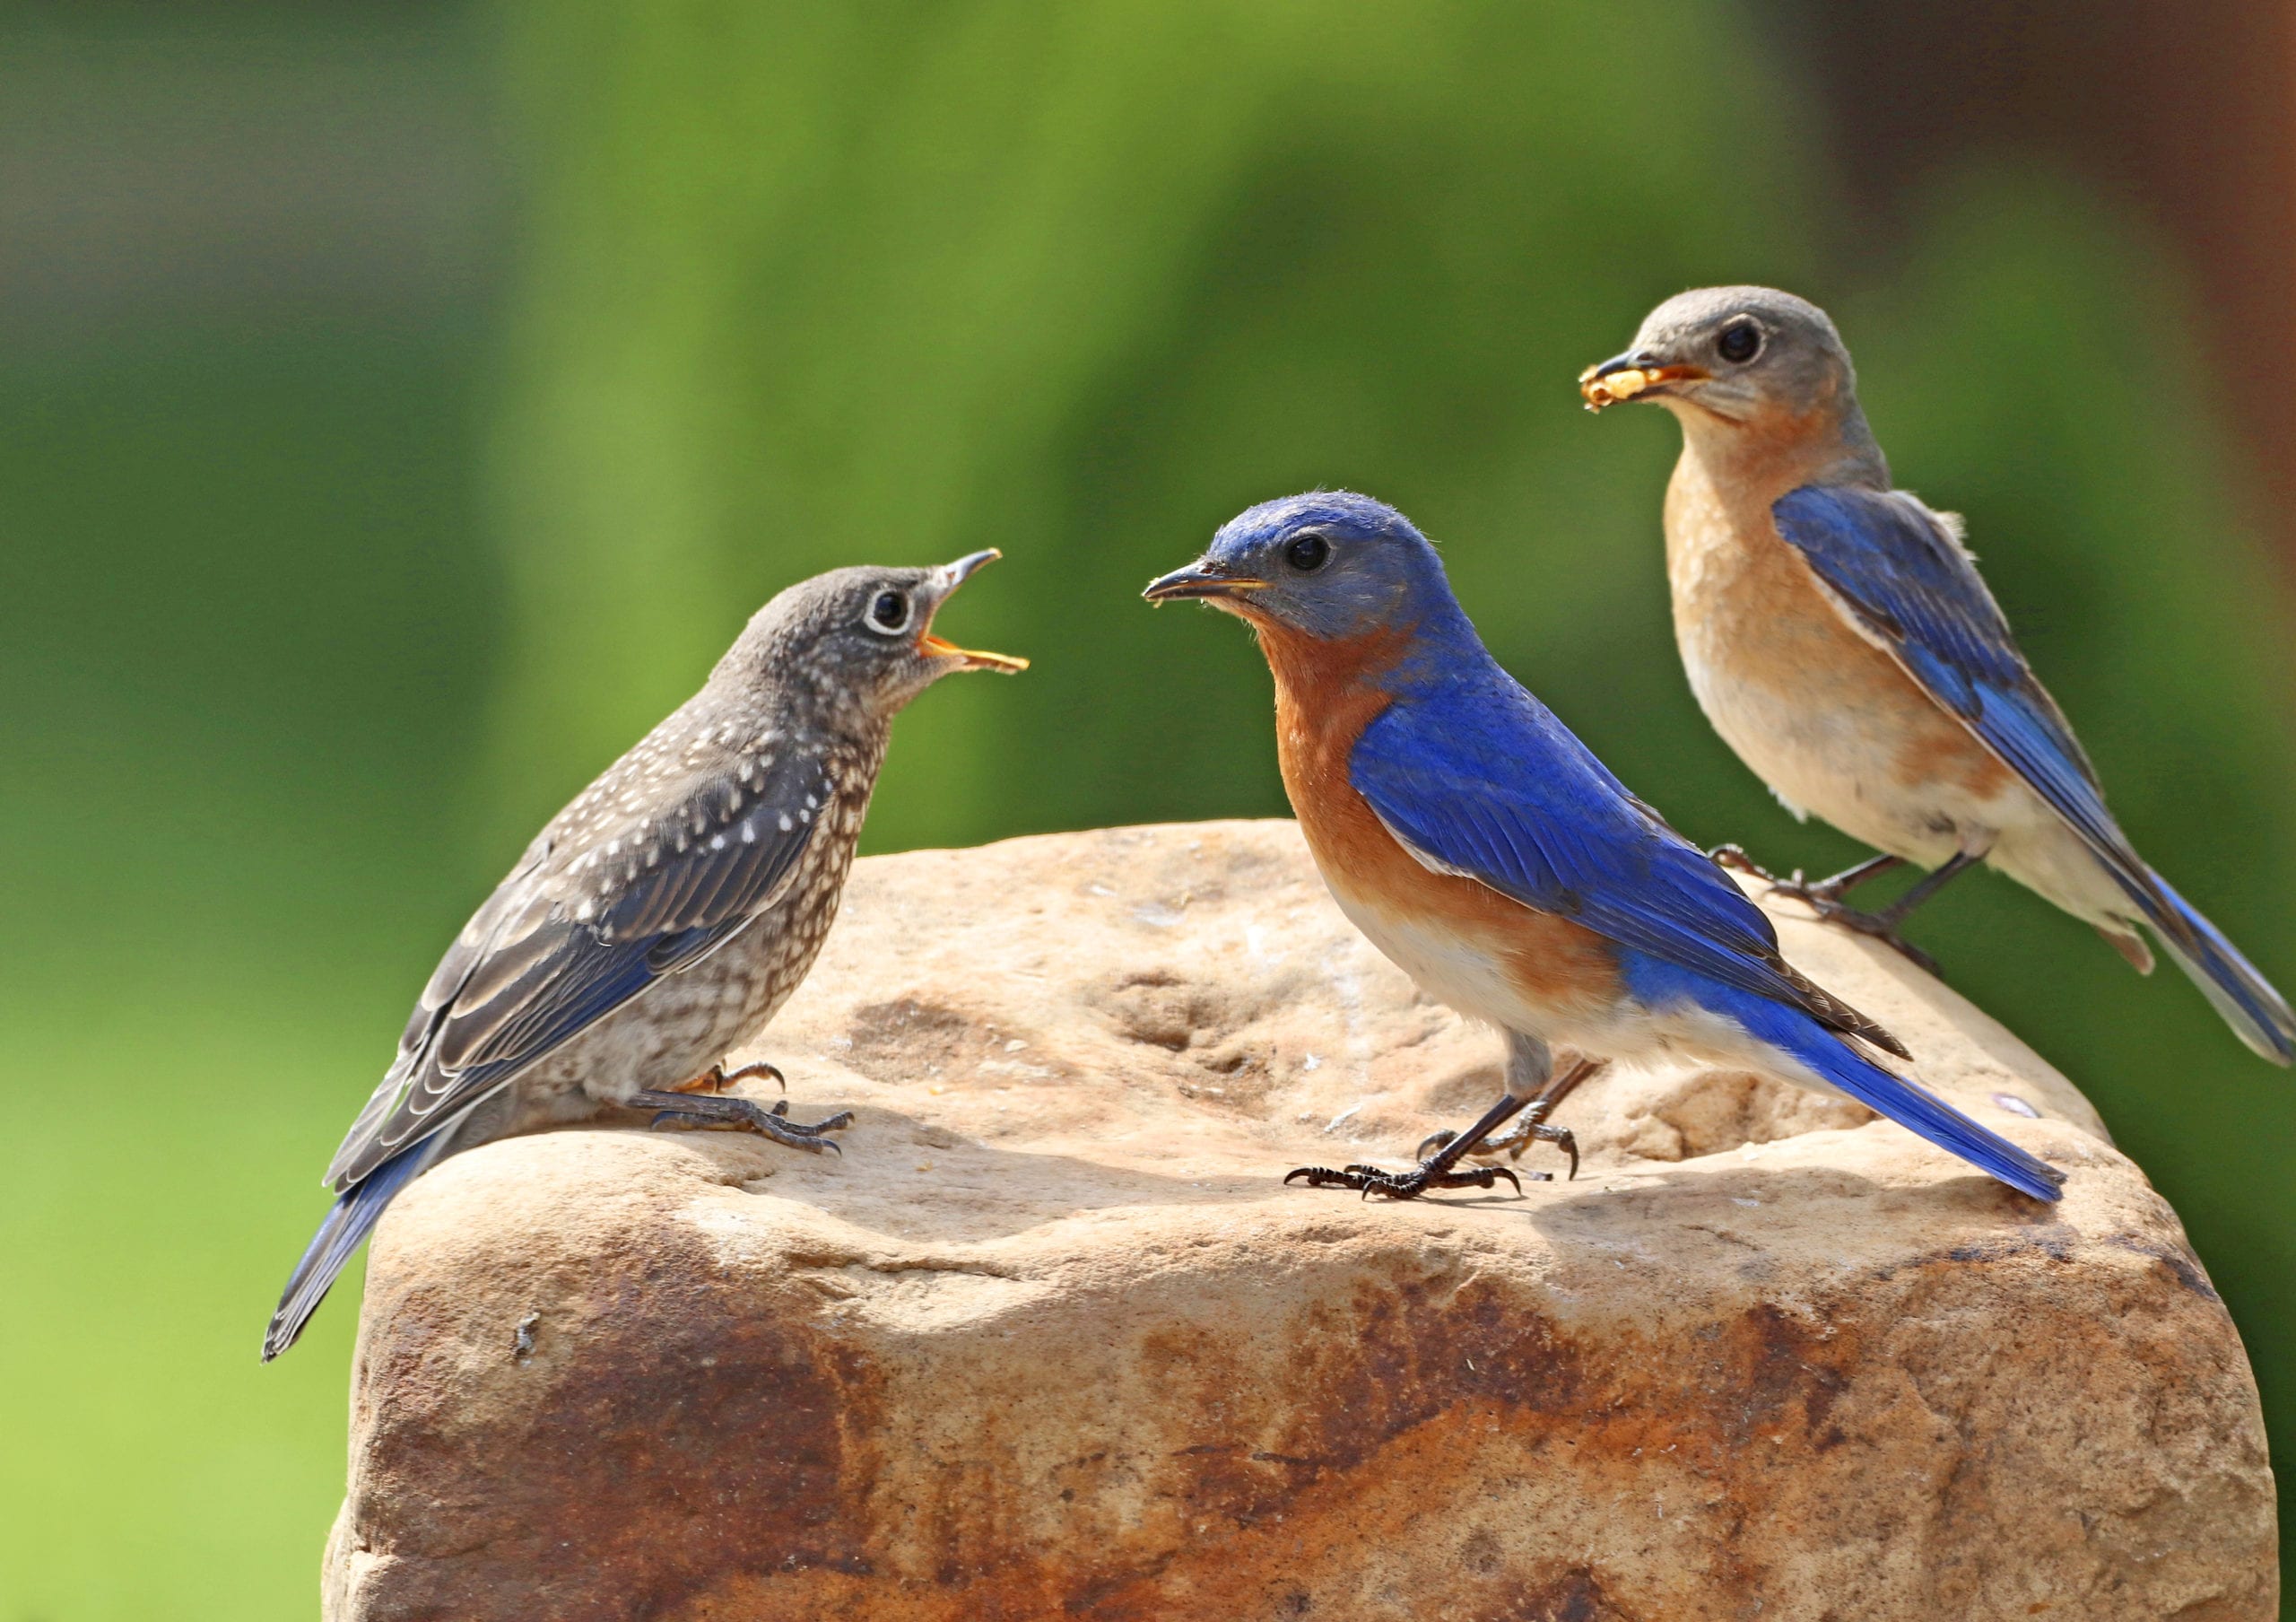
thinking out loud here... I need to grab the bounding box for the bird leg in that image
[1287,1033,1588,1200]
[666,1060,786,1095]
[1712,844,1907,907]
[1765,851,1905,906]
[1418,1055,1608,1164]
[1768,850,1989,975]
[631,1088,853,1154]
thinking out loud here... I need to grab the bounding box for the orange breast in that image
[1253,618,1619,1013]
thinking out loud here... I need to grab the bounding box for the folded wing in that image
[1772,482,2292,1060]
[1349,675,1904,1057]
[323,747,831,1190]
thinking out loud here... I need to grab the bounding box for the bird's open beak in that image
[1578,350,1709,411]
[920,550,1029,673]
[1141,562,1270,605]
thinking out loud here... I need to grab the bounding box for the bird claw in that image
[1283,1161,1527,1199]
[1417,1121,1579,1179]
[643,1093,854,1155]
[673,1059,787,1096]
[1766,882,1943,975]
[728,1060,787,1093]
[1707,843,1779,883]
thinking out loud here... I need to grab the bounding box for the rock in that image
[324,820,2274,1622]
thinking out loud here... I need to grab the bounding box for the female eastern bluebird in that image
[1144,493,2063,1204]
[1583,287,2293,1064]
[263,555,1027,1361]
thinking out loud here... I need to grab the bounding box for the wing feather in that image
[323,747,831,1191]
[1770,484,2176,936]
[1350,675,1905,1057]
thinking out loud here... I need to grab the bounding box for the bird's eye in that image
[865,590,909,634]
[1285,534,1331,572]
[1717,320,1762,364]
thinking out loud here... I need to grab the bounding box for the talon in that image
[1776,891,1944,975]
[1708,843,1777,882]
[1415,1129,1459,1161]
[632,1088,854,1155]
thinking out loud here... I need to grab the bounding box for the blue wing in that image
[1348,670,1905,1056]
[1772,484,2294,1062]
[1770,485,2146,902]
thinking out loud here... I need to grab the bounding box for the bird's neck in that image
[1255,619,1414,832]
[1665,393,1889,511]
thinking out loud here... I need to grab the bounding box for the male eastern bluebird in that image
[1583,287,2294,1063]
[1144,493,2063,1203]
[262,555,1027,1360]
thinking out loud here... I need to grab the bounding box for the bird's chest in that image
[713,769,874,1017]
[1266,652,1616,1030]
[1664,467,1984,846]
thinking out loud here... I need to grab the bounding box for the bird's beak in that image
[1141,561,1270,605]
[919,550,1030,673]
[1578,350,1709,411]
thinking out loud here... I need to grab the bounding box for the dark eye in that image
[866,590,909,634]
[1284,534,1331,572]
[1717,320,1762,364]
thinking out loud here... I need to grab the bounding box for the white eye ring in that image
[865,589,911,636]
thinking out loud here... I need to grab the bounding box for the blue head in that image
[1143,491,1466,646]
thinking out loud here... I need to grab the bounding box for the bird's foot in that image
[632,1089,854,1154]
[669,1059,787,1096]
[1418,1117,1583,1179]
[1764,882,1942,975]
[1284,1161,1523,1200]
[1291,1056,1600,1201]
[1415,1055,1603,1176]
[1707,842,1781,884]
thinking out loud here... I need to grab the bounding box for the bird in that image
[1581,286,2293,1063]
[262,553,1028,1360]
[1144,492,2063,1203]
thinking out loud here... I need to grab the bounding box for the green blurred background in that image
[4,2,2292,1614]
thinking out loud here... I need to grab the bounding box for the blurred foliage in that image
[483,0,1822,851]
[2,1,2292,1616]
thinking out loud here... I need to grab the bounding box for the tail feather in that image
[262,1138,441,1362]
[2135,870,2295,1065]
[1728,990,2066,1202]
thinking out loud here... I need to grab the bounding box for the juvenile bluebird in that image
[1583,288,2294,1062]
[1144,493,2063,1202]
[263,554,1027,1360]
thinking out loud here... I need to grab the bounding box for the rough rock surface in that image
[325,821,2274,1622]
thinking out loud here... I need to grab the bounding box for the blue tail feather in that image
[2135,870,2295,1065]
[1707,981,2066,1202]
[262,1139,441,1362]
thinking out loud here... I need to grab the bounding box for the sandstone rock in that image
[324,820,2274,1621]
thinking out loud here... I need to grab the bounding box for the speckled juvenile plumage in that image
[265,554,1024,1360]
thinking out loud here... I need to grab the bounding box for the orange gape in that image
[1251,613,1618,1016]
